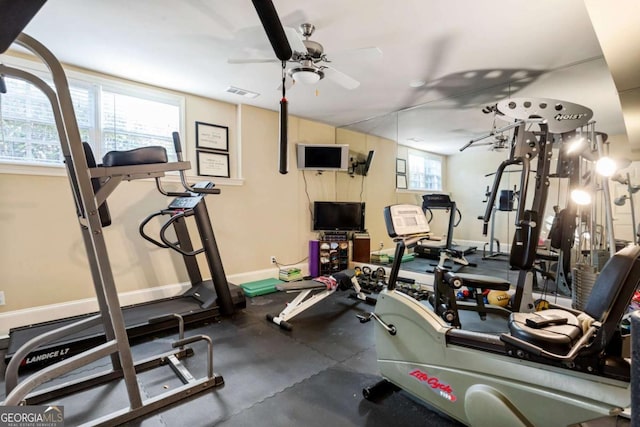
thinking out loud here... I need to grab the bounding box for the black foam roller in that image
[279,98,288,174]
[251,0,292,61]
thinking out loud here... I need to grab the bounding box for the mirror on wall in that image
[346,57,624,156]
[338,56,628,281]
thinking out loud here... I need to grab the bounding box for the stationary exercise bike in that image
[361,203,638,426]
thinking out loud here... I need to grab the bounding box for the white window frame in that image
[406,148,444,192]
[0,54,185,176]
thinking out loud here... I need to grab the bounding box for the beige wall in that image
[0,84,407,314]
[0,80,238,312]
[336,128,400,252]
[5,65,632,317]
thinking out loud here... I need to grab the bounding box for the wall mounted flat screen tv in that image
[313,201,365,231]
[297,144,349,171]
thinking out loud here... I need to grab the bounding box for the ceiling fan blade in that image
[283,26,308,54]
[324,66,360,90]
[251,0,293,61]
[228,57,279,64]
[277,77,295,91]
[330,47,382,62]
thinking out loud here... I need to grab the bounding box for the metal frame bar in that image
[4,315,102,394]
[593,128,617,257]
[274,287,336,323]
[18,347,194,405]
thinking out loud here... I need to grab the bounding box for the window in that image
[0,64,182,167]
[407,148,443,191]
[101,90,180,162]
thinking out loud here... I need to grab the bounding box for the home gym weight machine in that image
[1,9,242,425]
[477,98,594,311]
[528,130,590,297]
[358,99,638,426]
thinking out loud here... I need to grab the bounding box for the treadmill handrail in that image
[138,209,206,257]
[158,211,206,257]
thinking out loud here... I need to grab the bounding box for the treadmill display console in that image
[169,196,203,210]
[384,204,430,237]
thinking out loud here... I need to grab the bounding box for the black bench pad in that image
[455,273,510,291]
[102,146,168,167]
[276,281,327,291]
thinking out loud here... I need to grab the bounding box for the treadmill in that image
[5,134,245,371]
[414,194,477,260]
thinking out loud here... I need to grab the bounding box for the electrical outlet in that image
[270,256,277,264]
[0,291,5,306]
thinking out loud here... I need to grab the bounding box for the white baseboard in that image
[0,264,306,337]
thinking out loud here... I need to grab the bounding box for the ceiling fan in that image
[249,0,381,175]
[229,22,381,90]
[475,133,510,151]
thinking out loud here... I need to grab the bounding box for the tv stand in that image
[321,231,349,241]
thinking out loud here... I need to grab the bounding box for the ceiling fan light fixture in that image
[289,66,324,85]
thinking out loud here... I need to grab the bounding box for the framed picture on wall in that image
[197,151,230,178]
[396,174,407,189]
[196,121,228,152]
[396,158,406,174]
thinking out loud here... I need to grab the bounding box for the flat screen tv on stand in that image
[313,201,365,235]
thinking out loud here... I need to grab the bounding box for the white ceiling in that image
[15,0,627,154]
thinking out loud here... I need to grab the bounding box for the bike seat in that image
[508,309,582,354]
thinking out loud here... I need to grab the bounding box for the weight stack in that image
[572,263,598,310]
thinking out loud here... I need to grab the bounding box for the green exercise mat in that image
[387,253,416,263]
[240,278,284,297]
